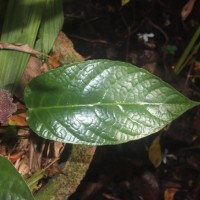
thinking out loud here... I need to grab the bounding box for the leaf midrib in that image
[28,101,194,111]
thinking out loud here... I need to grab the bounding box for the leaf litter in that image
[0,32,87,195]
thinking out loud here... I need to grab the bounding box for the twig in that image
[0,43,49,58]
[118,8,132,61]
[68,34,117,46]
[147,18,169,45]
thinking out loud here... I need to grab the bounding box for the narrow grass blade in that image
[174,25,200,74]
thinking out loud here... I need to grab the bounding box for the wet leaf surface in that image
[25,59,198,145]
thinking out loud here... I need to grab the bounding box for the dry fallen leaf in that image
[9,113,28,126]
[16,103,26,110]
[194,60,200,75]
[47,52,61,68]
[10,151,26,163]
[181,0,196,21]
[52,32,84,64]
[148,135,162,167]
[164,188,179,200]
[17,159,30,176]
[0,150,25,164]
[54,141,65,158]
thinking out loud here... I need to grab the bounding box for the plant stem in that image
[174,26,200,74]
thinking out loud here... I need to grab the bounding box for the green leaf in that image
[0,156,35,200]
[24,60,200,145]
[0,0,46,93]
[35,0,64,54]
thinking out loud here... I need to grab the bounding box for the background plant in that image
[0,0,63,94]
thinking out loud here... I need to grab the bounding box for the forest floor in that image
[62,0,200,200]
[1,0,200,200]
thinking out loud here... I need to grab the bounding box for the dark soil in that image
[62,0,200,200]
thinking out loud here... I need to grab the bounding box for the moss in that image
[35,145,96,200]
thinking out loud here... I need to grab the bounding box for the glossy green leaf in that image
[0,156,35,200]
[24,60,200,145]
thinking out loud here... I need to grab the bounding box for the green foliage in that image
[164,44,177,55]
[174,26,200,74]
[0,156,34,200]
[0,0,64,93]
[24,60,199,145]
[35,0,64,55]
[0,0,45,93]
